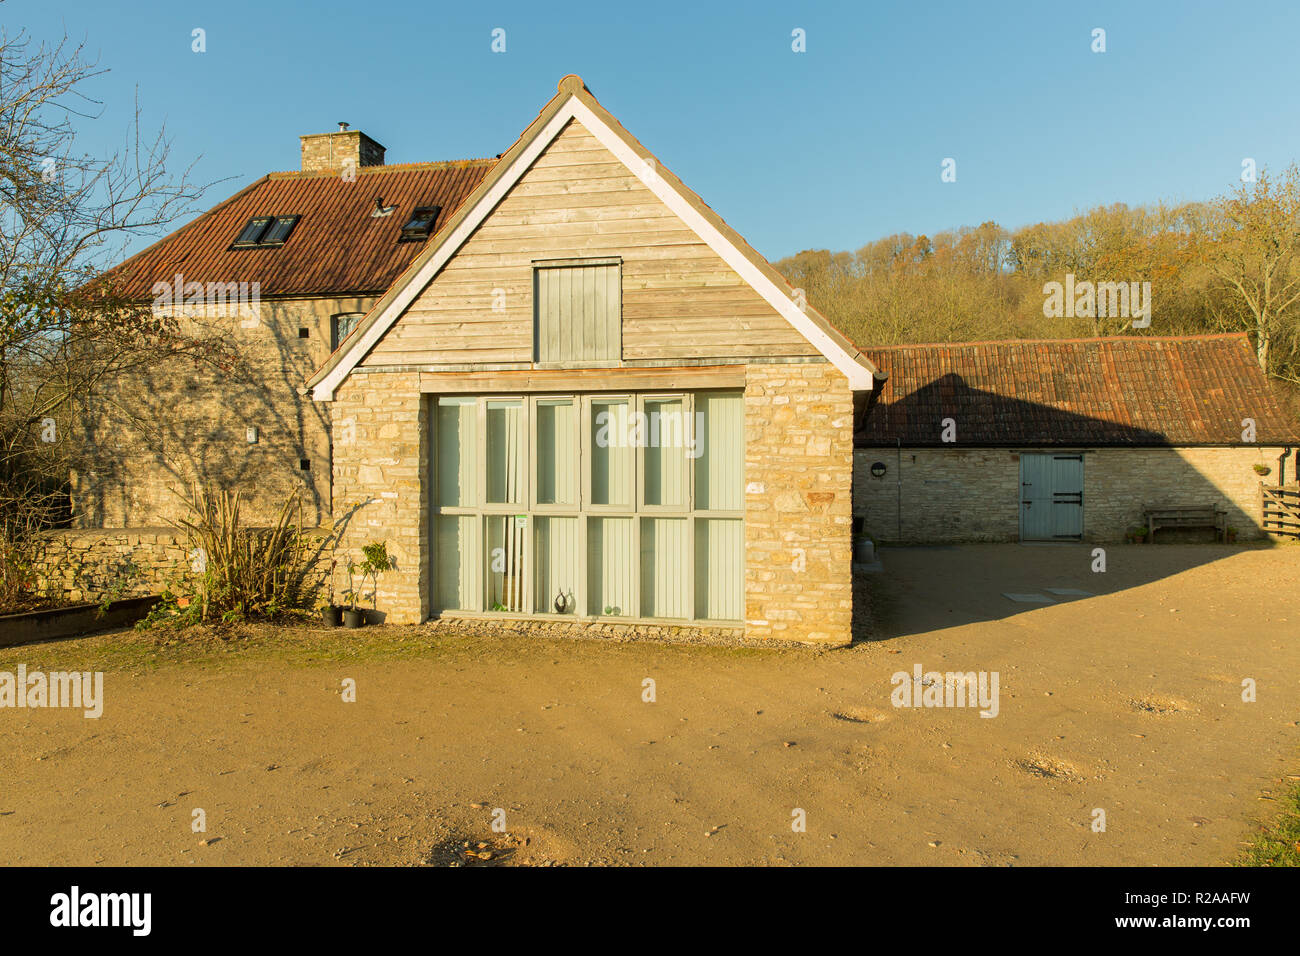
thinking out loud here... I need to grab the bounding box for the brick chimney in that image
[299,122,386,173]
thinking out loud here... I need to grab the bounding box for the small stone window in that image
[332,313,364,351]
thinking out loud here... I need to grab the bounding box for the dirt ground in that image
[1,543,1297,866]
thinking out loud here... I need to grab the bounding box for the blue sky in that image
[9,0,1300,261]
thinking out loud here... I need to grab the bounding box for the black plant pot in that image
[322,605,343,627]
[342,607,367,629]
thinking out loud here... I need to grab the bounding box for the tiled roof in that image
[857,333,1298,446]
[102,159,497,299]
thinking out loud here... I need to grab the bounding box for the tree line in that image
[775,167,1300,390]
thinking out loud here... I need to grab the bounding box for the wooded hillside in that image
[775,166,1300,390]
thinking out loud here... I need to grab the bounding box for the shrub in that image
[149,488,309,625]
[0,514,48,613]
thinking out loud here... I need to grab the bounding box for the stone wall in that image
[326,362,859,643]
[744,362,855,645]
[32,528,335,608]
[73,295,374,529]
[329,369,428,624]
[34,529,189,604]
[854,445,1292,543]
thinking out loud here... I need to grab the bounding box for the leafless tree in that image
[0,15,231,604]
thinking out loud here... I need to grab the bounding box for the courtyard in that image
[1,544,1296,866]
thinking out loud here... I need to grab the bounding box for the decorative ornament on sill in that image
[554,591,571,614]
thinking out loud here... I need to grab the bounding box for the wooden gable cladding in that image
[360,119,818,367]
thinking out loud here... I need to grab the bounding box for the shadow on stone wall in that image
[855,373,1294,546]
[72,301,336,529]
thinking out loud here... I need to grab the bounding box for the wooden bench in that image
[1143,504,1227,542]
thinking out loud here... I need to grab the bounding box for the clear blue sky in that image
[9,0,1300,261]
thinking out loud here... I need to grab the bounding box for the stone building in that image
[853,334,1298,543]
[82,75,880,644]
[75,76,1297,645]
[86,128,496,527]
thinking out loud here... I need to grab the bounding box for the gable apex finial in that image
[557,74,586,94]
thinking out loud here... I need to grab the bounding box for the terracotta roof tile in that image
[103,159,497,299]
[857,334,1298,446]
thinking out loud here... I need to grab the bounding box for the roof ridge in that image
[266,157,499,179]
[865,332,1249,351]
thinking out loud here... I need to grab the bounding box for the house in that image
[89,75,879,645]
[853,334,1298,543]
[85,130,497,527]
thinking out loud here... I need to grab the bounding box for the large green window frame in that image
[431,390,744,623]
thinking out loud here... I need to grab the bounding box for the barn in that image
[853,334,1298,544]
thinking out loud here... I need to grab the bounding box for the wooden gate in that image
[1261,483,1300,540]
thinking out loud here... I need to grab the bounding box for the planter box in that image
[0,595,160,649]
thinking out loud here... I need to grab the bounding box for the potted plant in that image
[1253,463,1271,477]
[1226,526,1238,544]
[1133,526,1149,544]
[341,563,365,628]
[341,542,392,628]
[320,558,342,626]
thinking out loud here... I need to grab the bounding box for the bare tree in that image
[0,16,231,605]
[1202,164,1300,381]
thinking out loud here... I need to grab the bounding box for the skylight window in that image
[232,217,272,247]
[399,205,441,241]
[231,214,300,249]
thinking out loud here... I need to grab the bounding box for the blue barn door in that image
[1020,454,1084,541]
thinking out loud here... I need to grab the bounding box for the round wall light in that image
[870,461,887,478]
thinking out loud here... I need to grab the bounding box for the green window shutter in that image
[535,262,621,362]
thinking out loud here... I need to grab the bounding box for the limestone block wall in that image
[854,445,1292,543]
[329,369,428,624]
[743,362,855,645]
[1085,446,1287,540]
[33,529,190,604]
[31,528,334,607]
[73,295,374,529]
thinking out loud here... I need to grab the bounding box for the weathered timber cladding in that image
[535,261,621,362]
[362,119,818,367]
